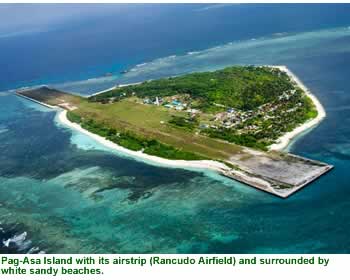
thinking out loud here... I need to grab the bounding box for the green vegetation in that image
[90,66,293,112]
[204,128,270,151]
[66,111,82,123]
[202,89,317,149]
[143,140,205,160]
[168,115,199,131]
[67,110,204,160]
[64,99,242,161]
[87,66,317,150]
[26,65,319,163]
[18,75,331,195]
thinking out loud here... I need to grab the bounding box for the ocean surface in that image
[1,4,350,253]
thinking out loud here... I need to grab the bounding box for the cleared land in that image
[16,86,81,110]
[73,99,244,160]
[225,148,332,197]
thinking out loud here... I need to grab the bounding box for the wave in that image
[187,51,199,55]
[195,4,237,12]
[136,62,147,67]
[0,127,9,134]
[0,225,44,254]
[272,32,289,37]
[3,231,28,248]
[0,28,47,40]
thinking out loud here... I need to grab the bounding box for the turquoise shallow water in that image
[1,21,350,252]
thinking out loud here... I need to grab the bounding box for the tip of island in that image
[15,65,333,198]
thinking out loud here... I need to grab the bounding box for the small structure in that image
[143,98,151,104]
[171,100,182,106]
[187,108,199,114]
[154,97,160,106]
[175,105,184,111]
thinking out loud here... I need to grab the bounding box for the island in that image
[15,65,333,198]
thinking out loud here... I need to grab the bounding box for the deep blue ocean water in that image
[1,4,350,253]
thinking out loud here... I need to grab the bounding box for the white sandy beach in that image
[49,65,329,198]
[11,64,329,198]
[89,82,142,97]
[57,110,230,173]
[19,64,325,159]
[56,65,327,175]
[88,66,326,151]
[268,65,326,151]
[57,109,283,195]
[88,86,117,97]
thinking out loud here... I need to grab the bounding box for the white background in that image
[0,254,348,280]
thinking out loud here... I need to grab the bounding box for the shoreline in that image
[14,92,57,109]
[16,65,331,198]
[268,65,326,151]
[88,86,117,97]
[57,109,288,197]
[88,82,142,97]
[88,65,326,152]
[57,110,230,173]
